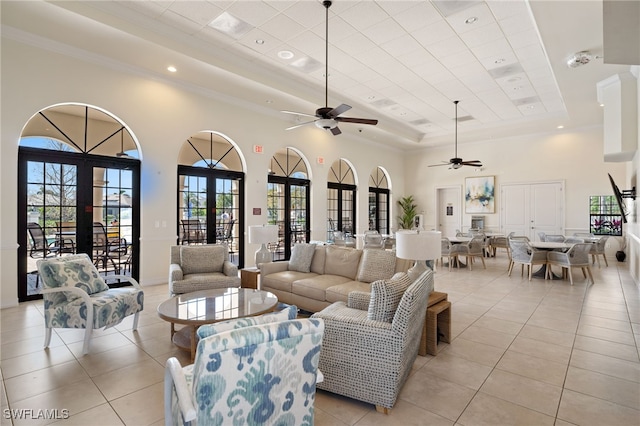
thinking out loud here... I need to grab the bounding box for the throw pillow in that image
[197,304,298,339]
[324,245,362,279]
[180,245,226,275]
[356,249,397,283]
[288,243,316,273]
[367,272,413,323]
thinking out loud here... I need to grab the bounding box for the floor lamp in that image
[395,230,442,281]
[249,225,278,269]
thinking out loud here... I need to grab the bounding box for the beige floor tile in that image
[482,307,531,324]
[353,398,453,426]
[518,324,575,348]
[314,407,349,426]
[9,378,106,426]
[576,323,636,346]
[458,392,555,426]
[315,390,371,425]
[4,360,89,403]
[110,382,164,425]
[573,334,639,363]
[581,306,630,322]
[1,345,77,380]
[525,314,579,334]
[130,335,179,358]
[400,370,476,421]
[457,325,516,350]
[508,335,572,364]
[419,352,493,390]
[91,359,165,401]
[570,349,640,383]
[66,331,136,357]
[48,403,124,425]
[472,316,524,335]
[479,369,562,417]
[1,333,65,360]
[557,389,640,426]
[496,350,568,387]
[440,337,505,367]
[564,366,639,410]
[76,344,153,377]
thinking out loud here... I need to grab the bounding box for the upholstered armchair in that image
[37,253,144,355]
[311,269,432,413]
[164,306,324,426]
[169,244,240,295]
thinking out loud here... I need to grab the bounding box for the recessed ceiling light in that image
[600,103,604,107]
[278,50,294,60]
[167,66,177,73]
[255,39,265,45]
[557,125,564,129]
[465,16,478,24]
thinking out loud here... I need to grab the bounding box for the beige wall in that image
[0,38,407,307]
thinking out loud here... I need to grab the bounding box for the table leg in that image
[190,326,197,362]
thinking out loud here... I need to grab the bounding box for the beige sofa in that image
[260,244,412,313]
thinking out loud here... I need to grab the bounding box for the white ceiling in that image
[1,0,636,149]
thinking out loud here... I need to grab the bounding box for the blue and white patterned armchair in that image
[164,309,324,426]
[37,253,144,355]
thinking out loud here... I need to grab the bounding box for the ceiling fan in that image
[429,100,483,169]
[282,0,378,136]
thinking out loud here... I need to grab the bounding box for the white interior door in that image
[437,186,461,238]
[501,181,564,240]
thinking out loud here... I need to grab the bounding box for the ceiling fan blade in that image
[328,104,351,117]
[428,162,452,167]
[461,160,483,166]
[285,120,316,131]
[281,110,318,119]
[336,117,378,125]
[330,126,342,135]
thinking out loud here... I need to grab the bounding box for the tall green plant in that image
[397,195,418,229]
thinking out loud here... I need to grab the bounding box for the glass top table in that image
[157,287,278,360]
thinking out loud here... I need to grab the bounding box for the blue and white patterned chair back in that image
[170,318,324,425]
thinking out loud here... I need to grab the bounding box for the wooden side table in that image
[241,267,260,289]
[424,300,451,356]
[419,291,450,356]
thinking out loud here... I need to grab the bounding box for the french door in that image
[18,147,140,301]
[177,165,245,265]
[368,188,389,233]
[327,182,356,239]
[267,176,310,260]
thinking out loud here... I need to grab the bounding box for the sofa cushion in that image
[310,245,326,274]
[288,243,317,273]
[197,304,298,339]
[180,245,225,275]
[356,249,397,283]
[261,271,318,293]
[325,281,372,304]
[324,246,362,280]
[368,272,413,323]
[292,275,352,302]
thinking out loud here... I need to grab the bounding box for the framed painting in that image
[465,176,495,213]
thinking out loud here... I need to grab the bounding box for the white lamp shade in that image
[249,225,278,244]
[395,230,441,261]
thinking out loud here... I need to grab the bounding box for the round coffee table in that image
[157,287,278,361]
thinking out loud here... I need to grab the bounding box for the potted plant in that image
[397,195,418,229]
[616,235,627,262]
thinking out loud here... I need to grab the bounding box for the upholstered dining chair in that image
[508,239,548,281]
[165,312,324,426]
[37,253,144,355]
[544,234,566,242]
[452,236,486,270]
[547,243,594,285]
[363,231,384,249]
[589,235,609,268]
[438,237,455,271]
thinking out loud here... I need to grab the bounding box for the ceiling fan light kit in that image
[428,100,483,169]
[281,0,377,136]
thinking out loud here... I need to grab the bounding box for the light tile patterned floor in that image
[1,254,638,425]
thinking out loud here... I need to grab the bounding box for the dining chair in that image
[537,231,547,242]
[564,237,583,244]
[590,235,609,268]
[544,234,565,242]
[438,237,455,271]
[547,243,594,285]
[363,231,384,249]
[508,239,548,281]
[452,236,486,270]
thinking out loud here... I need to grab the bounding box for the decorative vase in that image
[615,251,626,262]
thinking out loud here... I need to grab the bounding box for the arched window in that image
[177,131,245,266]
[267,148,311,260]
[18,104,141,302]
[368,167,391,234]
[327,159,357,240]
